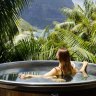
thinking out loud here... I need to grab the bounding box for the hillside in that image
[21,0,74,29]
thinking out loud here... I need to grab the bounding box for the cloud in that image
[72,0,84,8]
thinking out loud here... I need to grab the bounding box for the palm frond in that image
[39,43,55,60]
[10,38,40,61]
[56,29,96,62]
[40,25,50,38]
[0,0,29,40]
[0,0,31,62]
[90,30,96,46]
[71,46,96,62]
[76,5,84,13]
[55,21,75,30]
[61,7,72,17]
[71,23,82,32]
[84,0,94,18]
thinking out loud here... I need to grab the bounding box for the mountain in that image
[20,0,74,29]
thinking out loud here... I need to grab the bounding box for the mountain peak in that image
[21,0,74,29]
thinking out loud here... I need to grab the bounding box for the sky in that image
[72,0,84,8]
[72,0,84,6]
[72,0,96,8]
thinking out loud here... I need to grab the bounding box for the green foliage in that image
[0,0,30,62]
[0,0,96,63]
[56,0,96,63]
[11,38,40,60]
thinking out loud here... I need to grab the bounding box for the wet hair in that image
[56,48,73,75]
[56,48,70,62]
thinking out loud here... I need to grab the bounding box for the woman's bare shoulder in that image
[71,61,78,74]
[71,61,75,68]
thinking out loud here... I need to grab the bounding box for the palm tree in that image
[11,27,56,61]
[54,0,96,63]
[61,0,96,36]
[0,0,30,62]
[1,0,95,63]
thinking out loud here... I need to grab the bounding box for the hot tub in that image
[0,60,96,96]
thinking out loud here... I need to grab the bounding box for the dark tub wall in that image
[0,88,96,96]
[0,88,50,96]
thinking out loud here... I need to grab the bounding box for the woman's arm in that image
[19,68,57,79]
[43,68,57,77]
[19,69,65,82]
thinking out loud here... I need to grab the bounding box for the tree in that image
[54,0,96,63]
[0,0,29,62]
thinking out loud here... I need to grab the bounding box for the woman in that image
[19,48,88,79]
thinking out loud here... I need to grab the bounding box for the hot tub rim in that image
[0,60,96,92]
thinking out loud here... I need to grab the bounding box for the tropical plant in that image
[12,0,96,63]
[0,0,30,62]
[1,0,96,63]
[54,0,96,63]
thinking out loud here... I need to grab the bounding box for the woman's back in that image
[54,63,77,77]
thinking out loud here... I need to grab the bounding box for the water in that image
[0,73,18,81]
[0,71,96,83]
